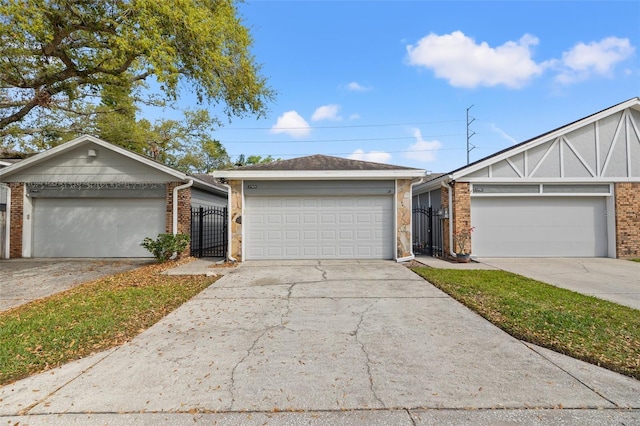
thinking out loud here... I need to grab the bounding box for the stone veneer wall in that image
[166,182,192,257]
[440,182,472,257]
[615,182,640,258]
[396,179,412,259]
[8,183,23,258]
[228,180,243,261]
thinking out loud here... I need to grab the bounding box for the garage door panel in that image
[246,195,393,260]
[472,197,607,257]
[33,198,165,257]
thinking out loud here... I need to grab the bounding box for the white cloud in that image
[348,113,361,120]
[406,31,545,88]
[346,81,372,92]
[404,129,442,163]
[270,111,311,138]
[348,149,392,164]
[311,104,342,122]
[555,37,635,84]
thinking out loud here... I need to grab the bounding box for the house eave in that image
[413,174,453,193]
[190,176,228,195]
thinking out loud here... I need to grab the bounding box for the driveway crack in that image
[229,327,271,411]
[229,283,297,410]
[281,283,296,329]
[315,261,328,281]
[354,301,385,408]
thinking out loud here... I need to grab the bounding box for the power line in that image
[229,145,506,158]
[223,133,464,144]
[222,119,464,131]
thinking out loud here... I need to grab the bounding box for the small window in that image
[473,184,540,194]
[542,184,610,194]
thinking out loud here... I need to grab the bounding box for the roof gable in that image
[451,97,640,182]
[0,135,187,182]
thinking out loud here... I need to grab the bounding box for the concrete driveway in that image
[0,258,152,311]
[1,260,638,425]
[477,258,640,310]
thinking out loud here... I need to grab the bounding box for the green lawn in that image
[630,258,640,263]
[412,267,640,380]
[0,262,217,385]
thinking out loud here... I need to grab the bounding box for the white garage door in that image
[33,198,166,257]
[245,196,394,260]
[471,197,608,257]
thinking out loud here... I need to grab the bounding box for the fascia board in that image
[0,134,188,181]
[459,176,640,183]
[413,174,451,193]
[191,177,228,195]
[212,170,427,180]
[451,98,640,180]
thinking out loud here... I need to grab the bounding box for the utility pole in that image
[466,105,476,165]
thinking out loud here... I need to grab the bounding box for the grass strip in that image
[412,268,640,380]
[0,262,217,385]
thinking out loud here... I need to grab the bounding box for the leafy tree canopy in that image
[0,0,274,154]
[234,153,279,166]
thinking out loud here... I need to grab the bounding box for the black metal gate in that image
[190,206,228,258]
[412,206,444,257]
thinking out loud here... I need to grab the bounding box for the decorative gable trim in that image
[456,101,640,183]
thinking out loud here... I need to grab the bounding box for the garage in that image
[245,195,393,260]
[471,196,608,257]
[33,198,165,257]
[213,155,426,262]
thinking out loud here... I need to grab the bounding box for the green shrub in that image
[141,233,190,263]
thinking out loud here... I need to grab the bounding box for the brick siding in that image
[8,183,23,258]
[615,182,640,258]
[452,182,472,256]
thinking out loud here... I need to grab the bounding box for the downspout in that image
[3,184,10,259]
[442,178,456,258]
[218,181,237,263]
[401,176,427,261]
[172,179,193,235]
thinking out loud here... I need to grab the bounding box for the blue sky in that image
[160,1,639,172]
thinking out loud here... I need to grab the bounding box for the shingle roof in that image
[232,154,420,171]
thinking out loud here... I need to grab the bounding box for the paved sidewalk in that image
[1,260,638,425]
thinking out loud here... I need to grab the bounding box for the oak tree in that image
[0,0,274,150]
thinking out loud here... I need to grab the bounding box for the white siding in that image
[6,142,173,183]
[191,188,227,208]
